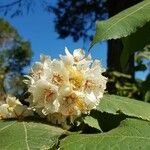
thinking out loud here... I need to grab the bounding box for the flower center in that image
[52,73,63,86]
[66,65,84,90]
[43,89,55,101]
[76,97,87,112]
[74,56,79,62]
[85,80,96,90]
[62,93,87,115]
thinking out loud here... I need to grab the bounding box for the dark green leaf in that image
[121,23,150,68]
[84,116,101,131]
[60,119,150,150]
[91,0,150,47]
[0,120,66,150]
[97,94,150,121]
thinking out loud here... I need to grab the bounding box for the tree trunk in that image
[0,74,6,101]
[107,0,141,73]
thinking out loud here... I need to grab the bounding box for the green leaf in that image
[121,23,150,68]
[0,120,66,150]
[134,64,147,72]
[91,0,150,47]
[135,49,150,62]
[60,119,150,150]
[97,94,150,121]
[84,116,101,131]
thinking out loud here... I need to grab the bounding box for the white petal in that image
[73,48,85,61]
[65,47,73,58]
[85,92,98,110]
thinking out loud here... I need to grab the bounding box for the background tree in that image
[0,18,32,99]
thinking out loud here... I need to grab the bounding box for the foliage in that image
[91,0,150,47]
[60,119,150,150]
[1,94,150,149]
[121,23,150,69]
[0,18,19,46]
[106,71,142,99]
[0,119,66,150]
[97,94,150,121]
[142,74,150,102]
[0,18,32,97]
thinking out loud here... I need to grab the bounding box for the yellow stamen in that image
[63,93,86,114]
[43,89,54,101]
[66,65,84,90]
[85,80,96,90]
[76,97,87,111]
[52,73,63,86]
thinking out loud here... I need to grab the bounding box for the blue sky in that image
[0,1,107,73]
[0,1,148,79]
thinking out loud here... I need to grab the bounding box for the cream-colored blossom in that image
[60,47,85,65]
[84,59,107,98]
[28,79,58,113]
[0,95,33,119]
[58,85,87,116]
[49,60,69,86]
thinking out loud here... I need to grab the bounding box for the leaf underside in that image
[91,0,150,47]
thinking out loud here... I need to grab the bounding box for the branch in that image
[0,0,22,9]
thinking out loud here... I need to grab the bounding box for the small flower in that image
[28,79,58,114]
[50,60,69,86]
[0,95,33,119]
[60,47,85,65]
[84,60,107,98]
[58,85,87,116]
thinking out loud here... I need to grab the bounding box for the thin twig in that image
[0,0,22,9]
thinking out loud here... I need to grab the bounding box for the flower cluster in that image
[25,48,107,121]
[0,47,107,125]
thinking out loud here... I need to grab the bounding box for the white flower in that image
[28,79,58,113]
[84,59,107,98]
[60,47,85,65]
[84,92,99,110]
[58,85,87,116]
[65,65,85,90]
[0,95,33,119]
[0,104,10,119]
[49,60,69,86]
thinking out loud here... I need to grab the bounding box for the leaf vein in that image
[98,0,150,39]
[0,121,16,133]
[23,122,30,150]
